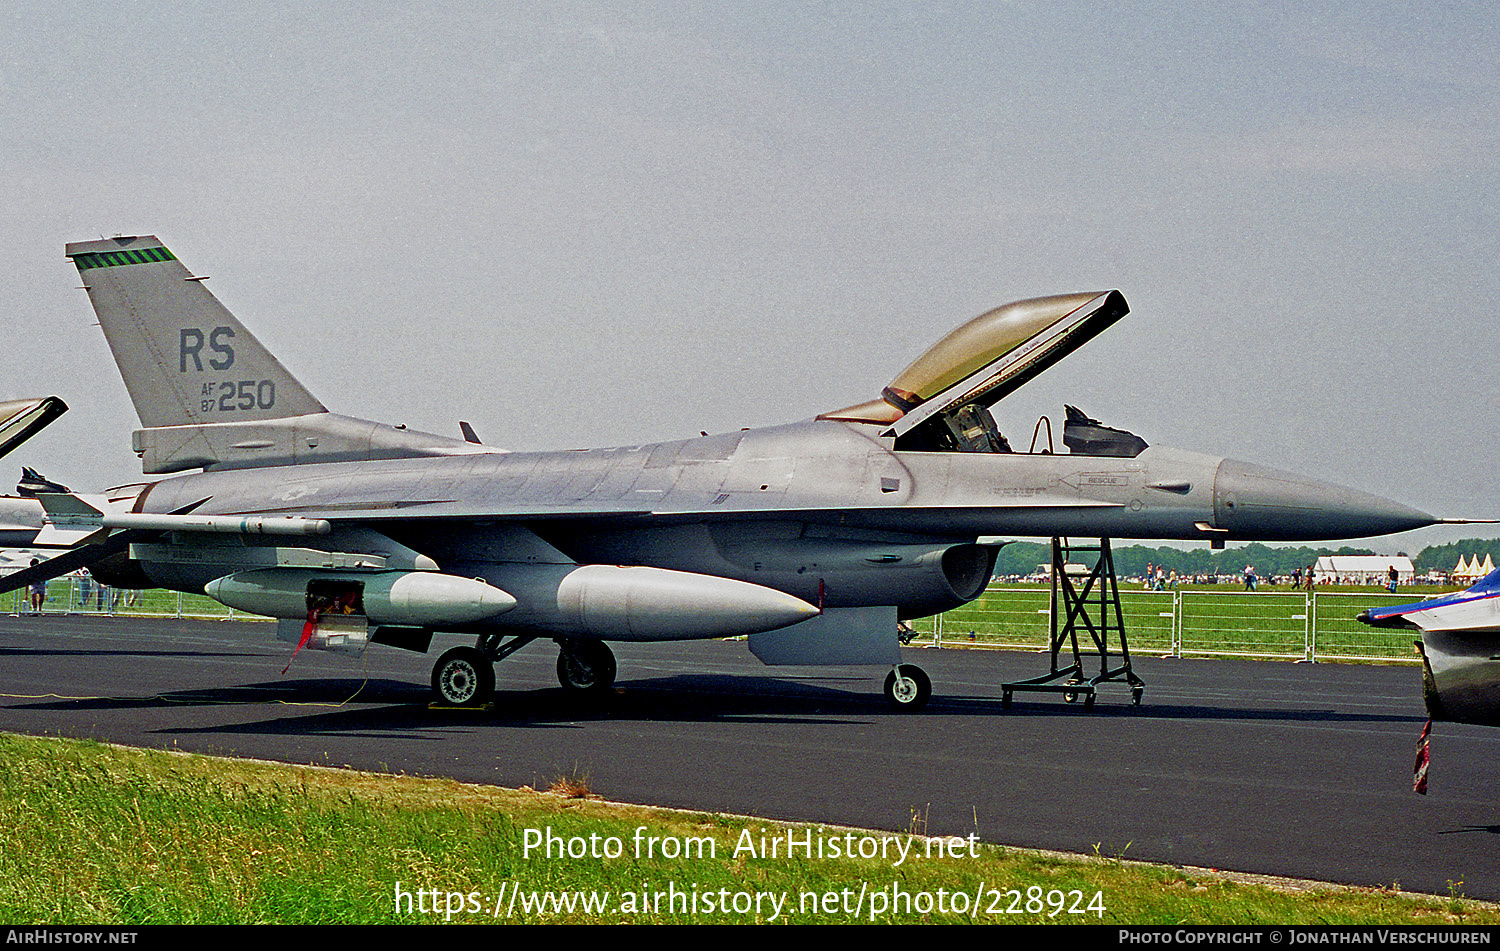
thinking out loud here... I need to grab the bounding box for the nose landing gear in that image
[884,663,931,711]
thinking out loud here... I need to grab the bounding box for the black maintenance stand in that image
[1001,537,1144,710]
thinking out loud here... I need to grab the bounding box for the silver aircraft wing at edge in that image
[0,397,67,462]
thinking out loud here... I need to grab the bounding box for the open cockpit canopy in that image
[884,292,1124,413]
[820,291,1138,454]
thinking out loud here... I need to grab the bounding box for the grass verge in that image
[0,732,1492,925]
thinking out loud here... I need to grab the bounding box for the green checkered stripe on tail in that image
[70,246,177,270]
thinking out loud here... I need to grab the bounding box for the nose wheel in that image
[883,664,931,711]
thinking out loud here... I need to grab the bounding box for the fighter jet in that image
[2,235,1442,710]
[1360,571,1500,726]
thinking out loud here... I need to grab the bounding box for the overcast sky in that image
[2,1,1496,554]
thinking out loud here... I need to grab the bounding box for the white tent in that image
[1313,555,1415,585]
[1454,555,1487,583]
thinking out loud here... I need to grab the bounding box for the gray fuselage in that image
[124,418,1433,629]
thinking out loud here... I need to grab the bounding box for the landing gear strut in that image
[556,639,617,695]
[429,633,535,707]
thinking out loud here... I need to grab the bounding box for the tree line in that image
[992,538,1500,580]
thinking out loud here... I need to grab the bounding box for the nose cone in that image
[1213,459,1435,541]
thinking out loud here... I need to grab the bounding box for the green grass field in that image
[910,583,1433,663]
[0,733,1491,925]
[7,580,237,620]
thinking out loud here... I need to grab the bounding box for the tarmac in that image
[1,613,1496,900]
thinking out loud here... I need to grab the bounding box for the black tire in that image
[431,646,494,706]
[556,640,617,695]
[883,664,931,711]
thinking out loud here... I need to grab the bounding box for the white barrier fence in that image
[5,575,241,620]
[906,587,1423,664]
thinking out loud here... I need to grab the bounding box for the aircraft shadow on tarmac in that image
[28,668,1426,736]
[147,674,885,736]
[0,645,259,660]
[952,695,1424,725]
[10,677,425,713]
[1436,825,1500,838]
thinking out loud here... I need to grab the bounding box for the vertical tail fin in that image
[66,235,485,473]
[65,235,325,428]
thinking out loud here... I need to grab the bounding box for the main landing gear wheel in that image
[432,646,494,707]
[883,664,931,711]
[557,640,617,695]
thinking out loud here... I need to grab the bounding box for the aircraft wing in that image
[0,530,145,596]
[1360,570,1500,633]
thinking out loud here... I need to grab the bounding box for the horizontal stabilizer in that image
[131,412,488,474]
